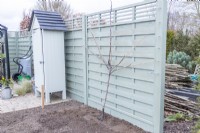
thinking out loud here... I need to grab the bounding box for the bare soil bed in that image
[0,100,146,133]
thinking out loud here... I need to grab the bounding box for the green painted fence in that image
[65,0,167,132]
[8,31,31,74]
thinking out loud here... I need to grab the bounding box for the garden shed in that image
[29,10,67,103]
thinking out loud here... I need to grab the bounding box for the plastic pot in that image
[1,86,12,99]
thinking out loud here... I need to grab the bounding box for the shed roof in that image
[29,10,67,31]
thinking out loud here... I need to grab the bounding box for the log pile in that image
[165,64,199,117]
[165,64,193,89]
[165,92,199,117]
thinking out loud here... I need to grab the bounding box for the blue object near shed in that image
[29,10,67,103]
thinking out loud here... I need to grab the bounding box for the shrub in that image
[0,53,5,59]
[196,57,200,65]
[173,31,190,54]
[195,85,200,91]
[194,57,200,91]
[0,77,13,88]
[195,76,200,91]
[167,30,200,61]
[166,30,175,57]
[167,50,196,73]
[15,88,26,96]
[192,119,200,133]
[15,79,32,96]
[165,113,185,122]
[187,32,200,59]
[196,97,200,108]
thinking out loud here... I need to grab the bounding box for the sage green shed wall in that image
[64,0,166,132]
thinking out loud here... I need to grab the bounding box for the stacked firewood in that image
[165,64,193,89]
[164,64,199,117]
[165,92,199,117]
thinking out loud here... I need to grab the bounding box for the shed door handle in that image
[39,61,44,64]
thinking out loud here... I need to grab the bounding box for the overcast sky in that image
[0,0,143,31]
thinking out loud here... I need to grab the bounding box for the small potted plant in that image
[0,77,13,99]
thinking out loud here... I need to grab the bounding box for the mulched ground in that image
[164,121,196,133]
[0,100,146,133]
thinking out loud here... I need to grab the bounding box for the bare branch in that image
[111,55,126,71]
[108,0,113,67]
[87,47,109,69]
[111,61,154,73]
[98,0,113,120]
[89,31,109,69]
[35,0,73,19]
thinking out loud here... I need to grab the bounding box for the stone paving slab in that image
[0,93,70,113]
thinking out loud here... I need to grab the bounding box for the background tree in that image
[187,31,200,59]
[35,0,73,20]
[194,2,200,18]
[20,11,31,31]
[166,30,175,57]
[167,0,200,35]
[173,31,191,53]
[185,1,200,19]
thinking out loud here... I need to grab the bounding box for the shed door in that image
[43,30,66,93]
[32,29,44,92]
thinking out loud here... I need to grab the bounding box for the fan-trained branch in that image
[89,31,109,69]
[108,0,113,66]
[112,61,154,73]
[111,55,126,71]
[86,0,149,121]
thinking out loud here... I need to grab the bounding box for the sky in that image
[0,0,143,31]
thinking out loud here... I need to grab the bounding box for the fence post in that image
[154,0,167,133]
[15,32,19,58]
[29,31,32,46]
[15,32,19,73]
[82,15,88,105]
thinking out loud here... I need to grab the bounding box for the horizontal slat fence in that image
[8,31,31,74]
[65,0,166,132]
[64,26,85,102]
[87,1,156,131]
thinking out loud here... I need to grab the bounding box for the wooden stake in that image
[41,85,45,111]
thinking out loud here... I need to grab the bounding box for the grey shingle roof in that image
[29,10,67,31]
